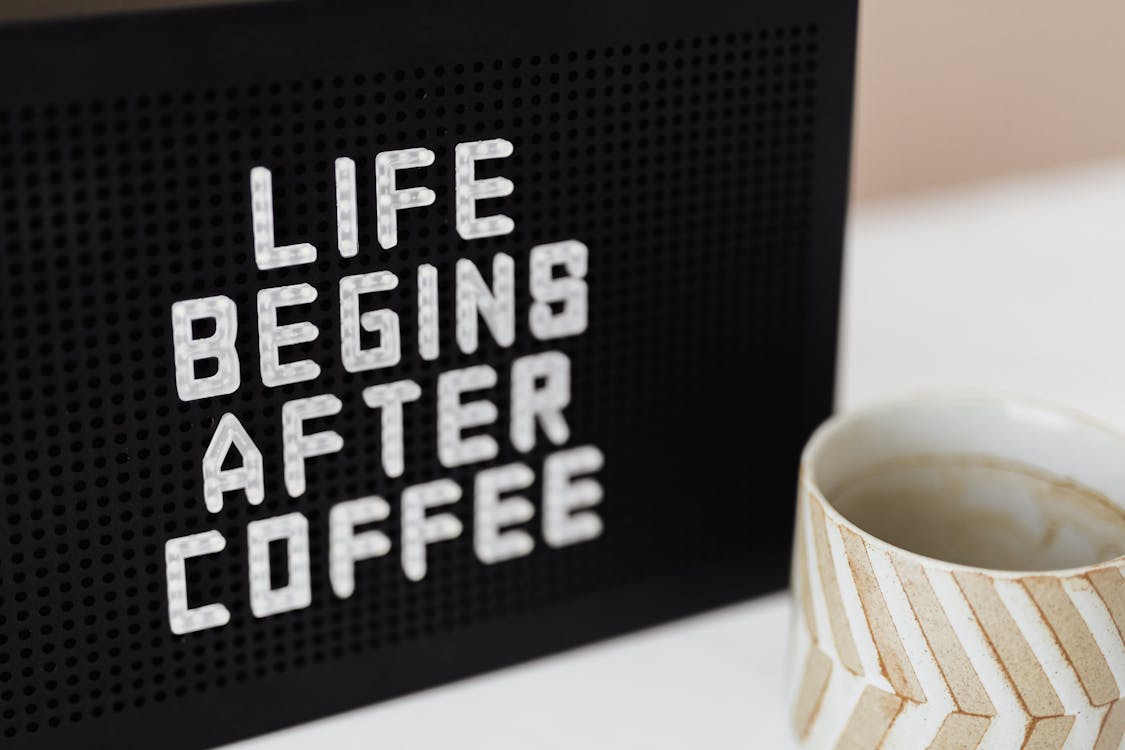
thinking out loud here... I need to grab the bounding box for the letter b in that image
[171,295,241,401]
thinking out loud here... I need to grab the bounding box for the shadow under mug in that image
[789,395,1125,750]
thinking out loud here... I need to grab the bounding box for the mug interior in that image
[805,396,1125,571]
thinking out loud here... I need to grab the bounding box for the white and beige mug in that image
[789,395,1125,749]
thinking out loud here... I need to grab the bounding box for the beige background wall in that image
[854,0,1125,200]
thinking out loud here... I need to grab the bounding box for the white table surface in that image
[224,159,1125,749]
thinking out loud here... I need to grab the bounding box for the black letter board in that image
[0,0,855,747]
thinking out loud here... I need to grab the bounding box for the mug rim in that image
[800,389,1125,579]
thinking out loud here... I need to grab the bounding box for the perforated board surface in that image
[0,1,855,747]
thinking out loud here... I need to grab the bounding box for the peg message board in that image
[0,0,855,746]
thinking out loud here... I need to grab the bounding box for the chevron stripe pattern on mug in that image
[790,472,1125,750]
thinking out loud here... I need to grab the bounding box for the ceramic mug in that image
[789,395,1125,749]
